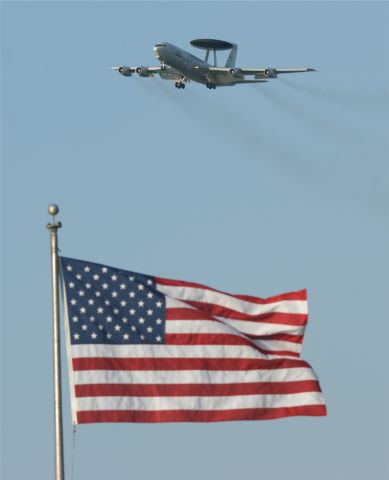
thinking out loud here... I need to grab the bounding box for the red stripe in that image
[75,380,321,398]
[165,333,300,357]
[182,303,308,326]
[246,333,303,344]
[156,277,307,304]
[72,357,311,371]
[77,404,326,423]
[234,290,307,304]
[166,308,307,328]
[166,308,216,320]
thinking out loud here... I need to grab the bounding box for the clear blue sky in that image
[2,1,388,479]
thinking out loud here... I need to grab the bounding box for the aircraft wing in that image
[202,66,316,78]
[112,66,164,77]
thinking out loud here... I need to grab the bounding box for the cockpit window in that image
[155,43,166,47]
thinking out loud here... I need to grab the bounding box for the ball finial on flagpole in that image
[48,204,59,216]
[47,204,61,229]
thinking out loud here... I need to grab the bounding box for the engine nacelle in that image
[136,66,152,77]
[228,68,242,77]
[264,68,278,78]
[118,66,132,77]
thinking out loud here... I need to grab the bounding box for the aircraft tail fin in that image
[225,44,238,67]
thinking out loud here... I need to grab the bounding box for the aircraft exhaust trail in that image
[250,83,372,145]
[136,80,385,217]
[278,77,389,113]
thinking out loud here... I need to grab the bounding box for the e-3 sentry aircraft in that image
[112,38,315,90]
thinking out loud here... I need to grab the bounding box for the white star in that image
[147,309,153,316]
[156,336,162,342]
[102,283,109,290]
[131,325,136,331]
[76,274,82,280]
[111,274,118,281]
[84,266,90,272]
[91,333,97,339]
[138,300,144,307]
[138,317,145,324]
[89,316,95,322]
[102,267,108,273]
[98,325,103,330]
[70,299,77,305]
[68,282,75,288]
[111,291,118,298]
[120,283,126,290]
[95,291,101,297]
[120,300,127,307]
[147,292,154,299]
[138,284,144,291]
[66,265,73,271]
[129,276,135,281]
[123,333,129,340]
[93,274,100,281]
[113,308,119,315]
[72,316,78,322]
[129,291,135,298]
[156,318,163,325]
[80,307,86,314]
[140,335,145,340]
[106,316,113,323]
[106,333,112,339]
[147,326,153,333]
[88,299,94,305]
[97,307,104,314]
[78,290,85,297]
[104,300,110,306]
[122,317,128,323]
[129,309,136,315]
[147,279,153,286]
[82,324,88,331]
[73,333,80,340]
[114,325,121,331]
[156,301,163,308]
[85,283,91,289]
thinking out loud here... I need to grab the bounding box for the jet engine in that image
[136,66,153,77]
[264,68,278,78]
[118,66,132,77]
[228,68,242,77]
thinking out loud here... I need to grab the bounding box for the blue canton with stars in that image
[60,257,166,345]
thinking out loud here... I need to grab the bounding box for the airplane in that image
[112,38,316,90]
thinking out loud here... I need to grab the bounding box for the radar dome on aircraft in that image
[190,39,234,51]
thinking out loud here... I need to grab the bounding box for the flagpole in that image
[47,204,65,480]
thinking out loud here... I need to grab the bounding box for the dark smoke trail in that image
[250,83,376,145]
[130,79,387,216]
[278,77,389,113]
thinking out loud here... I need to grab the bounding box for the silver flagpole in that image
[47,204,65,480]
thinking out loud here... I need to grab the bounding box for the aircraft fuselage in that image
[153,42,230,85]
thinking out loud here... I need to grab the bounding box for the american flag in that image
[60,257,326,424]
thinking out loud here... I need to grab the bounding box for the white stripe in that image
[71,344,298,360]
[76,391,325,411]
[73,367,317,385]
[166,319,233,334]
[252,339,301,354]
[165,297,196,309]
[158,285,307,315]
[167,318,305,337]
